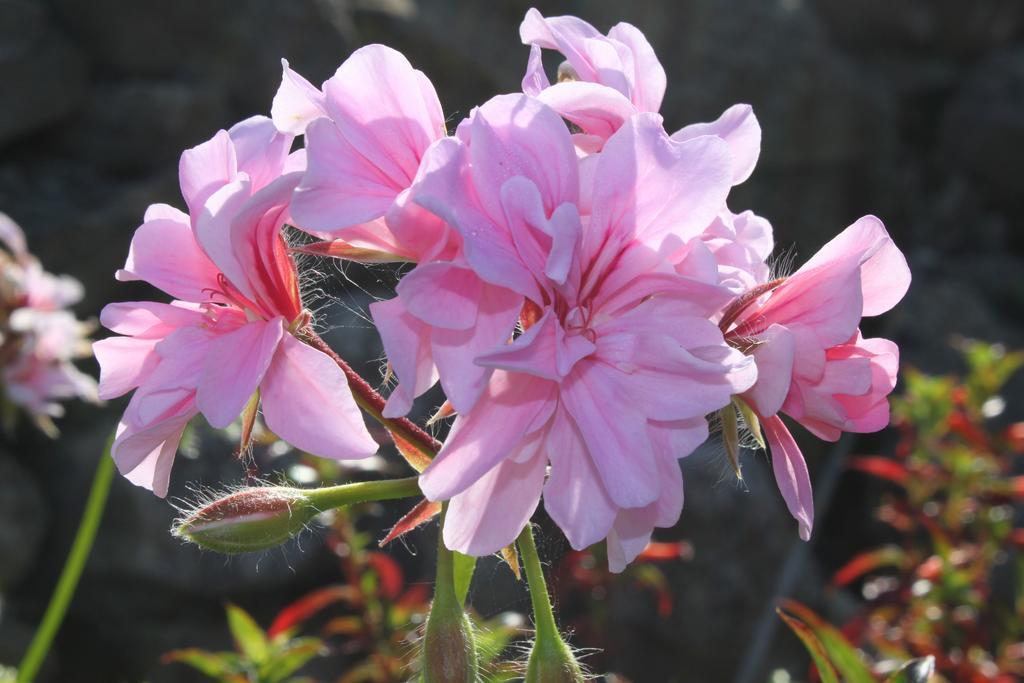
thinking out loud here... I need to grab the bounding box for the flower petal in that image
[763,414,814,541]
[260,334,379,459]
[197,318,284,429]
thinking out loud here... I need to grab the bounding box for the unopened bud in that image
[173,486,318,553]
[421,601,477,683]
[525,632,584,683]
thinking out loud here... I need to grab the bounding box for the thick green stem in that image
[17,442,115,683]
[517,524,560,642]
[421,505,477,682]
[307,476,421,510]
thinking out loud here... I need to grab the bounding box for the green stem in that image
[517,523,560,643]
[17,440,115,683]
[421,504,477,682]
[306,476,421,510]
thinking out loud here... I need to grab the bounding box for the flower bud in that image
[173,486,319,553]
[525,632,584,683]
[420,601,477,683]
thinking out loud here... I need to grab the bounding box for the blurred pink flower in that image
[0,213,97,434]
[725,216,911,539]
[96,118,377,496]
[411,95,756,568]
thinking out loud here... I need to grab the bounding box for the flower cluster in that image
[97,8,910,569]
[0,213,97,435]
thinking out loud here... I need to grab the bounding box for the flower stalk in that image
[518,524,583,682]
[175,477,421,554]
[421,505,477,682]
[17,437,116,683]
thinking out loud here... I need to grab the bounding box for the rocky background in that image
[1,0,1023,681]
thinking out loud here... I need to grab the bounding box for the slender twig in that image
[17,437,116,683]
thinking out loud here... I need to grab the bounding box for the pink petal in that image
[592,114,732,251]
[430,281,522,413]
[0,211,28,260]
[467,94,579,220]
[323,45,444,184]
[179,130,237,217]
[607,21,666,112]
[193,176,259,301]
[228,115,293,191]
[535,81,637,140]
[560,364,658,508]
[419,370,556,501]
[116,206,222,302]
[606,507,657,573]
[197,318,284,429]
[369,296,438,418]
[444,434,547,555]
[521,44,550,96]
[271,59,328,134]
[112,412,192,498]
[93,337,160,400]
[543,407,618,550]
[396,263,483,330]
[99,301,203,338]
[413,137,542,301]
[800,215,910,317]
[743,323,796,418]
[477,309,594,381]
[260,334,378,459]
[763,415,814,541]
[227,172,304,320]
[672,104,761,184]
[291,116,406,232]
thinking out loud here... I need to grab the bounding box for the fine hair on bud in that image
[172,484,319,554]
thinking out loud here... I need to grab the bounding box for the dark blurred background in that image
[1,1,1023,681]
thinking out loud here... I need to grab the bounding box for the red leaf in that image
[636,540,694,562]
[847,456,910,485]
[379,498,442,547]
[367,552,404,601]
[268,585,358,639]
[831,546,907,588]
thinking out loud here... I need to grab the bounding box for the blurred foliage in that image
[553,539,694,673]
[781,339,1024,682]
[164,508,522,682]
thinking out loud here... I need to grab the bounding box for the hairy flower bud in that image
[524,632,584,683]
[421,602,477,683]
[173,486,319,553]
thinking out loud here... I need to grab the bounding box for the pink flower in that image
[724,216,911,539]
[410,94,756,568]
[0,213,97,434]
[520,8,761,183]
[96,118,377,496]
[701,210,774,293]
[276,46,528,418]
[272,45,450,260]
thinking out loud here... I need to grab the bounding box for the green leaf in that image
[259,638,325,683]
[885,656,936,683]
[778,600,874,683]
[776,606,839,683]
[225,603,269,664]
[453,551,476,607]
[162,648,242,678]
